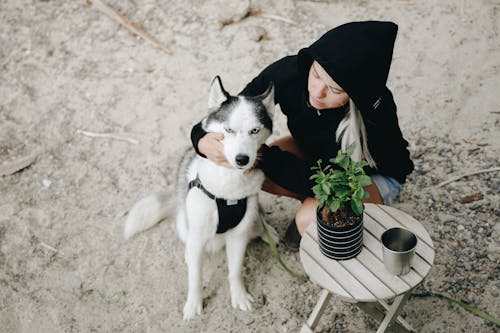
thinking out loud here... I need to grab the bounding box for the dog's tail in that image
[124,193,172,240]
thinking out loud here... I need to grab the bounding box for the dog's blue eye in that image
[224,127,234,134]
[250,128,260,135]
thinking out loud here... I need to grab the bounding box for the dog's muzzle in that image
[235,154,249,167]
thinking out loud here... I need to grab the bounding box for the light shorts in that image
[371,174,404,206]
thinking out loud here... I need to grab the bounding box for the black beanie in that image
[298,21,398,113]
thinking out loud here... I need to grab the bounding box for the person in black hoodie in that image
[191,21,414,250]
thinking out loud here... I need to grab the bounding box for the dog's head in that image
[203,76,274,171]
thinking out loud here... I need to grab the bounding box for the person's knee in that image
[363,182,383,204]
[295,198,317,235]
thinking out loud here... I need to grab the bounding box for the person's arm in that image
[362,89,414,183]
[190,121,208,158]
[258,145,326,197]
[364,129,413,183]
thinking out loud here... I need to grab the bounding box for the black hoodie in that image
[191,21,414,197]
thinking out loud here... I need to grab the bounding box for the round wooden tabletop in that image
[299,204,435,303]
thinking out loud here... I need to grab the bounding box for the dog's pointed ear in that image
[208,76,229,110]
[259,82,275,116]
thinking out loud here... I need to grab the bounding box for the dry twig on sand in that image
[0,148,43,176]
[39,242,58,253]
[463,139,489,146]
[86,0,171,54]
[257,11,296,25]
[436,167,500,187]
[460,192,484,204]
[76,129,140,144]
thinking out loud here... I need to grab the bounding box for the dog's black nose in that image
[235,154,249,166]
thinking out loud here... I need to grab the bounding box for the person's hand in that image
[198,132,233,168]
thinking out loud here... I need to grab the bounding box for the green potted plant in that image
[310,143,372,260]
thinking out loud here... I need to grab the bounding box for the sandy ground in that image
[1,0,499,332]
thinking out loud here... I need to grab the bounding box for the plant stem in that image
[411,291,500,326]
[261,220,308,283]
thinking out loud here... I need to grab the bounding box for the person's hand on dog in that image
[199,132,233,169]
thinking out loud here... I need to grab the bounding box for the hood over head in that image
[298,21,398,113]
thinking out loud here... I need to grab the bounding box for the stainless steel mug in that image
[381,227,418,275]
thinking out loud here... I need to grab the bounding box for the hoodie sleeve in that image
[362,89,414,183]
[257,144,344,197]
[190,121,208,158]
[258,145,318,197]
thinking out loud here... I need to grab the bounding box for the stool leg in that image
[300,289,332,333]
[376,292,411,333]
[357,302,414,333]
[378,300,416,332]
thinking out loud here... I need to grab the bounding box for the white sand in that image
[0,0,498,332]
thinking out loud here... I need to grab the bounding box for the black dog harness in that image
[188,175,248,234]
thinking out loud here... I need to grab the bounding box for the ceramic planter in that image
[316,210,363,260]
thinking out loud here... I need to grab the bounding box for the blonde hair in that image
[335,99,377,168]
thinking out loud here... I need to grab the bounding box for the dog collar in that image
[188,175,245,206]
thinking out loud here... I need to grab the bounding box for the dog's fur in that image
[124,77,277,320]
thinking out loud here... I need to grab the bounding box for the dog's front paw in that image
[230,287,254,311]
[183,296,202,320]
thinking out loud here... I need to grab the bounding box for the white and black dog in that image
[124,76,278,320]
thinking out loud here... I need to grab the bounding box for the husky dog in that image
[124,76,277,320]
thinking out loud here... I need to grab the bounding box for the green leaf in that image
[334,185,351,198]
[337,156,349,170]
[357,175,372,187]
[321,183,330,195]
[329,200,341,212]
[312,185,323,198]
[317,198,326,210]
[339,174,350,183]
[354,188,364,201]
[331,170,343,177]
[311,159,322,173]
[351,199,364,216]
[353,161,368,169]
[347,142,356,156]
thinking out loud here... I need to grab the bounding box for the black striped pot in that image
[317,210,363,260]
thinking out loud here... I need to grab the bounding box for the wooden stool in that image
[299,204,435,333]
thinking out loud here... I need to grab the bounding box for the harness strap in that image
[188,176,216,200]
[188,175,245,206]
[187,175,248,234]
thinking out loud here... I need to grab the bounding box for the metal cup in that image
[381,227,417,275]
